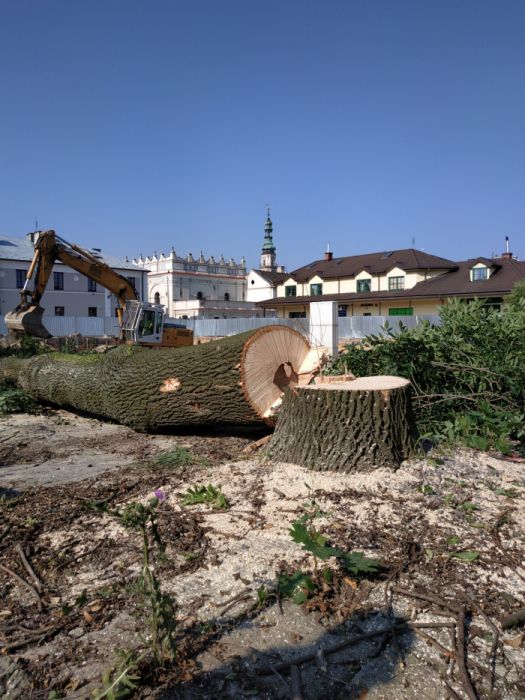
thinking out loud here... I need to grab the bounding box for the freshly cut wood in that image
[268,376,416,472]
[8,326,315,432]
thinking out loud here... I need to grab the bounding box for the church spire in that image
[260,207,277,271]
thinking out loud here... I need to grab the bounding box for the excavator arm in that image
[5,230,139,338]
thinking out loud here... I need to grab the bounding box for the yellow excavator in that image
[4,230,193,348]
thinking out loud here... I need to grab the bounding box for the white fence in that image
[338,314,440,339]
[0,313,440,340]
[0,316,120,338]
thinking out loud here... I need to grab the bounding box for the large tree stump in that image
[267,376,416,472]
[5,326,319,432]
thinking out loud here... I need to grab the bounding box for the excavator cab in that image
[121,300,165,345]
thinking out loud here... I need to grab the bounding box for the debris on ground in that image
[1,408,524,698]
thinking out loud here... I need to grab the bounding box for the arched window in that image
[196,291,203,300]
[224,292,230,301]
[154,292,160,305]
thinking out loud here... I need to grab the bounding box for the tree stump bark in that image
[267,376,417,472]
[5,326,318,432]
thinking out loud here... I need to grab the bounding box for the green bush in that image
[0,381,38,415]
[0,335,50,358]
[327,299,525,452]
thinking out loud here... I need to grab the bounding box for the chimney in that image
[324,244,333,261]
[500,236,513,260]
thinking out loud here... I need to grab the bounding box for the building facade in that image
[0,232,146,328]
[257,246,525,318]
[133,249,259,319]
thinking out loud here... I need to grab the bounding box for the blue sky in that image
[1,0,524,270]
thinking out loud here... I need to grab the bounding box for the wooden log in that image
[267,376,417,472]
[6,326,316,432]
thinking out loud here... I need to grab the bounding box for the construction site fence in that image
[0,314,441,340]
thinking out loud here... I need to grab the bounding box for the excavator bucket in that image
[4,304,52,339]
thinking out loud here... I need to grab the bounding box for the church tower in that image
[260,208,277,271]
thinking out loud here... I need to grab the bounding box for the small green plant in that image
[94,490,177,671]
[149,447,207,470]
[180,484,229,509]
[0,382,38,415]
[92,649,145,700]
[451,550,480,562]
[277,570,315,604]
[289,519,379,576]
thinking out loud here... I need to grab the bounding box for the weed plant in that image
[0,380,38,415]
[90,491,176,698]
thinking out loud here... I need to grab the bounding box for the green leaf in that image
[289,521,342,560]
[277,570,315,604]
[451,550,480,562]
[342,551,379,574]
[446,536,461,546]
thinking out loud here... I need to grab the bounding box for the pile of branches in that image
[327,295,525,452]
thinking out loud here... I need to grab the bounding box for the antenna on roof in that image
[326,243,330,253]
[505,236,509,254]
[34,217,38,232]
[411,236,415,249]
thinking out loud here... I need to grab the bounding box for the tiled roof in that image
[252,269,287,284]
[287,248,455,282]
[0,234,142,271]
[257,256,525,307]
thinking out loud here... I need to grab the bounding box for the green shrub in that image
[0,381,38,415]
[327,299,525,452]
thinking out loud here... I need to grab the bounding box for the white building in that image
[0,232,147,332]
[133,248,261,319]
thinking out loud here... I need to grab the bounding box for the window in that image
[389,307,413,316]
[338,305,348,317]
[357,279,371,293]
[289,311,306,318]
[88,307,97,317]
[54,271,64,290]
[54,306,65,316]
[88,278,97,292]
[155,312,163,334]
[285,285,297,297]
[388,276,405,291]
[126,276,137,292]
[224,292,230,301]
[154,292,160,305]
[310,283,323,296]
[472,267,488,281]
[16,269,26,288]
[196,291,203,300]
[138,309,156,336]
[16,270,26,289]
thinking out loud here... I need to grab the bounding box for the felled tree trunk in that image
[267,376,416,472]
[7,326,316,432]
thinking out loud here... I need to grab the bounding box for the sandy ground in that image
[1,408,524,699]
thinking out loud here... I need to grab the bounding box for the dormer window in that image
[285,285,297,297]
[357,279,371,293]
[310,283,323,296]
[388,276,405,291]
[471,267,488,281]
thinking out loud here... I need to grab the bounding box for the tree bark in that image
[267,376,417,472]
[6,326,314,432]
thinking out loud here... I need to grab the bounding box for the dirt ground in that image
[1,408,524,699]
